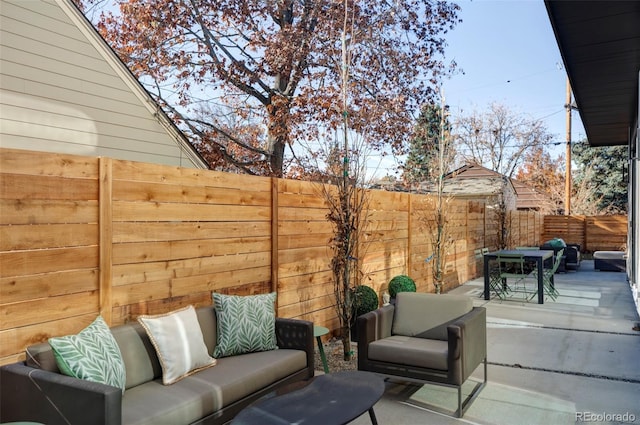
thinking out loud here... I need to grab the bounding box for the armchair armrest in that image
[565,245,581,266]
[447,307,487,385]
[0,362,122,425]
[357,305,394,371]
[275,317,315,379]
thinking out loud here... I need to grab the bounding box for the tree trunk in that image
[268,135,285,178]
[340,325,353,361]
[266,93,290,177]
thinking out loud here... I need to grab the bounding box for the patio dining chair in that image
[487,265,508,300]
[480,250,510,300]
[496,253,529,298]
[528,249,563,301]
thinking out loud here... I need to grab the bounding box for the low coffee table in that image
[231,370,385,425]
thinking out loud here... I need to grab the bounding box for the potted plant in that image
[388,275,417,303]
[350,285,379,342]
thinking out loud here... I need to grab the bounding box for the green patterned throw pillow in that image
[49,316,126,392]
[212,292,278,358]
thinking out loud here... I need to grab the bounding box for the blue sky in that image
[442,0,584,157]
[370,0,585,178]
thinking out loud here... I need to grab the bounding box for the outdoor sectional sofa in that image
[0,301,315,425]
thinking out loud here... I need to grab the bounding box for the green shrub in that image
[388,275,416,298]
[353,285,379,317]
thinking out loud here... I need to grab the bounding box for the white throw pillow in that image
[138,305,216,385]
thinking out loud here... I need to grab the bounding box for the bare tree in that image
[318,138,371,360]
[417,93,456,293]
[453,103,554,178]
[313,2,373,361]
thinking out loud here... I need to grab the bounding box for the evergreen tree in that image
[403,104,450,185]
[572,141,627,213]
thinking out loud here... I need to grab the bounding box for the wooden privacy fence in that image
[0,148,542,365]
[542,215,628,252]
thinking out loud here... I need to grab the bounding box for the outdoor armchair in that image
[564,244,581,270]
[539,239,580,272]
[357,292,487,418]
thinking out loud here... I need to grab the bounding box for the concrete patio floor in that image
[349,260,640,425]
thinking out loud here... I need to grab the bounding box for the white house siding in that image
[0,0,206,168]
[631,85,639,317]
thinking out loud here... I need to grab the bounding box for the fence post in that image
[407,194,413,276]
[271,178,279,311]
[583,217,589,252]
[99,157,113,324]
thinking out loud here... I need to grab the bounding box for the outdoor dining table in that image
[483,249,554,304]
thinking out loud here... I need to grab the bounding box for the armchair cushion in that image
[369,335,448,371]
[392,293,473,340]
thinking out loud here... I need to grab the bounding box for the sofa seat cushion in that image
[121,349,307,425]
[368,336,448,371]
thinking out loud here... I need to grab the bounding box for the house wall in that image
[630,76,639,315]
[0,0,204,168]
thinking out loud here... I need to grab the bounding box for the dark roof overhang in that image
[545,0,640,147]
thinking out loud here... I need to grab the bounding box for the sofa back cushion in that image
[24,321,161,391]
[392,292,473,340]
[24,306,218,390]
[195,305,217,356]
[114,306,217,389]
[26,342,59,372]
[111,322,162,389]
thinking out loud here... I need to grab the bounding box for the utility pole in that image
[564,77,572,215]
